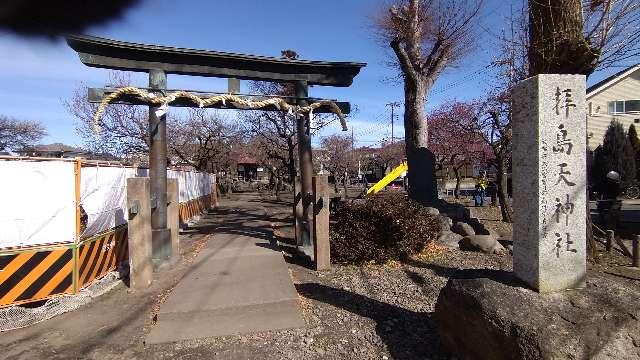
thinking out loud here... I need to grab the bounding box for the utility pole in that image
[386,102,400,143]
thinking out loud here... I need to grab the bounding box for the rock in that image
[437,231,463,248]
[459,235,504,254]
[452,222,476,236]
[438,215,453,232]
[435,269,640,360]
[425,207,440,216]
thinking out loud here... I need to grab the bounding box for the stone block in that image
[126,177,153,290]
[512,74,587,293]
[313,175,330,271]
[437,215,453,232]
[452,221,476,236]
[293,177,303,247]
[437,231,463,248]
[459,235,504,254]
[435,269,640,360]
[167,178,179,265]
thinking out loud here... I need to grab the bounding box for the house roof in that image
[235,155,258,165]
[587,63,640,98]
[18,143,86,153]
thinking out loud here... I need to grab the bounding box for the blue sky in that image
[0,0,633,148]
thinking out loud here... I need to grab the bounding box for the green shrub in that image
[330,192,441,264]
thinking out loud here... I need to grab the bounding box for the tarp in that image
[0,159,214,247]
[0,161,76,248]
[167,170,212,203]
[81,166,136,238]
[81,167,213,238]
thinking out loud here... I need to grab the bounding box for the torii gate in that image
[66,35,365,270]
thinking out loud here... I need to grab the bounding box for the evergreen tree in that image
[628,124,640,181]
[592,121,637,192]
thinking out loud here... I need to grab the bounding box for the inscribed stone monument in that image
[512,74,586,293]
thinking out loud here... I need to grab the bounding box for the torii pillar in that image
[296,81,314,252]
[148,69,171,267]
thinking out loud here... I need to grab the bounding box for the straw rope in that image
[92,86,347,134]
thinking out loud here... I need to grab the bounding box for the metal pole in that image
[296,81,314,251]
[386,102,399,144]
[149,69,171,264]
[391,105,394,143]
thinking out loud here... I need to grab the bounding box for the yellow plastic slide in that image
[366,161,408,196]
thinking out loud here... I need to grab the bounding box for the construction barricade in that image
[0,157,215,308]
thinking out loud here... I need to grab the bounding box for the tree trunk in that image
[528,0,597,76]
[404,78,438,205]
[454,167,461,199]
[496,153,513,222]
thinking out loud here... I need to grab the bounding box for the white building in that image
[587,64,640,149]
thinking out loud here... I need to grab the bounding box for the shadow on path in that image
[296,283,445,360]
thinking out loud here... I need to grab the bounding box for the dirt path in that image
[1,192,516,359]
[8,192,634,359]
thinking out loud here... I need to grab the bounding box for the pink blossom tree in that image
[428,101,493,198]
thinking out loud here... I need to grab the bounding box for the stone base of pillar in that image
[152,228,172,271]
[126,178,153,290]
[313,175,330,271]
[167,178,180,266]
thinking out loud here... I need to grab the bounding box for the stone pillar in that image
[148,69,171,267]
[313,175,330,271]
[512,74,587,293]
[167,178,180,265]
[212,176,219,207]
[126,178,153,290]
[296,81,314,251]
[294,176,304,247]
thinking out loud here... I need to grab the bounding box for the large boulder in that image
[437,231,463,248]
[452,221,476,236]
[435,269,640,360]
[459,235,504,254]
[438,215,453,232]
[424,207,440,216]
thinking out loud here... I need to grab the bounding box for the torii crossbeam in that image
[67,35,365,268]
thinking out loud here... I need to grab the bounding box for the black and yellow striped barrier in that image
[0,226,129,308]
[0,245,74,307]
[77,226,128,289]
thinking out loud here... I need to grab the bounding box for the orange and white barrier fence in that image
[0,157,215,308]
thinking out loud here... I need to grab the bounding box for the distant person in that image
[474,183,482,207]
[475,175,488,207]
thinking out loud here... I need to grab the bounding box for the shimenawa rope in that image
[92,86,347,134]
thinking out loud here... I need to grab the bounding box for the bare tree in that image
[243,49,341,184]
[320,134,357,194]
[375,140,406,173]
[169,109,238,173]
[0,115,47,152]
[376,0,484,204]
[528,0,640,76]
[471,93,515,222]
[242,80,299,183]
[64,72,153,161]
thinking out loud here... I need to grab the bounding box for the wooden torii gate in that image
[66,35,365,269]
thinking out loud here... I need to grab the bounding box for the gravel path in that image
[0,193,517,360]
